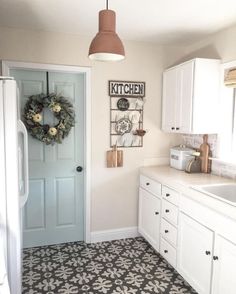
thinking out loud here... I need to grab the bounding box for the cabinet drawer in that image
[160,237,177,268]
[162,200,178,225]
[161,218,177,247]
[140,175,161,197]
[162,185,179,206]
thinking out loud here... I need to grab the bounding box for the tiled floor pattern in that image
[22,237,197,294]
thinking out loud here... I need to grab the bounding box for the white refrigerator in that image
[0,77,29,294]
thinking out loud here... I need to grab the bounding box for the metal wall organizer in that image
[109,80,146,148]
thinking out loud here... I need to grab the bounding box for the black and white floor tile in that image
[22,237,197,294]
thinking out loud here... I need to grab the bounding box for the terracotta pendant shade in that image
[89,9,125,61]
[224,68,236,88]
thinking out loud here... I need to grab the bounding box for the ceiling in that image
[0,0,236,45]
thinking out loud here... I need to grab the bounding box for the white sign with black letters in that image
[109,81,145,97]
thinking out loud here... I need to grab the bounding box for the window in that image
[232,89,236,157]
[218,63,236,163]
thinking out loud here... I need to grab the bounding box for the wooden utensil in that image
[200,134,211,173]
[106,145,123,168]
[117,149,123,167]
[133,129,146,137]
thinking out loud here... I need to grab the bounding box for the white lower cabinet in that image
[162,199,178,226]
[161,218,177,247]
[211,235,236,294]
[139,174,236,294]
[138,187,161,251]
[178,212,236,294]
[160,237,177,268]
[178,213,213,294]
[160,186,179,269]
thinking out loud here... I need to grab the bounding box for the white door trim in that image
[1,60,92,243]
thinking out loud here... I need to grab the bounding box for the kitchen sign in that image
[109,81,145,97]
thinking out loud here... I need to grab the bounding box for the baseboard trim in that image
[91,227,140,243]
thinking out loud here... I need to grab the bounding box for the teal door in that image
[11,69,85,248]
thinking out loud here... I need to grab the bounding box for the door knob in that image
[76,166,83,172]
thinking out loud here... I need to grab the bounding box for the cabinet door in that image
[162,68,177,132]
[178,61,194,133]
[138,187,161,251]
[178,213,213,294]
[212,235,236,294]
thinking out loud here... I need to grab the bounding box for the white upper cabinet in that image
[162,67,178,132]
[178,61,194,133]
[162,58,220,134]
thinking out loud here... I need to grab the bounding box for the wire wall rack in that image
[109,80,146,148]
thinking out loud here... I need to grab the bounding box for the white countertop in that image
[140,165,233,189]
[140,165,236,220]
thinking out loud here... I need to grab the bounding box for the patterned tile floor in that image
[22,237,197,294]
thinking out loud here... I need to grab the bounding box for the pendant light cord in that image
[106,0,108,10]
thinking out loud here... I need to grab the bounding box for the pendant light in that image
[88,0,125,62]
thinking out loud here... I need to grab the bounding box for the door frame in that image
[1,60,92,243]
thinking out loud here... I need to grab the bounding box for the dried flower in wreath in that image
[23,93,75,145]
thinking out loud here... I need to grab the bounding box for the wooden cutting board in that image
[107,145,123,168]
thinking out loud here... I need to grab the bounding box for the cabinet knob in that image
[166,193,170,197]
[146,183,150,186]
[205,251,211,255]
[164,250,168,253]
[155,212,159,215]
[171,127,175,130]
[165,209,170,213]
[176,127,180,130]
[213,256,219,261]
[164,230,169,233]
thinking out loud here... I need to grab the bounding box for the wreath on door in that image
[23,93,75,145]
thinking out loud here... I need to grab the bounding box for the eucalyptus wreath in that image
[23,93,75,145]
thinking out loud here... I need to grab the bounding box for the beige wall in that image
[0,27,180,232]
[168,24,236,66]
[4,22,235,233]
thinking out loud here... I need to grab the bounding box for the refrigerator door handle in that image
[17,120,29,207]
[0,254,6,286]
[0,240,10,293]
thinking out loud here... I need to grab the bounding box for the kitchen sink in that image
[192,183,236,204]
